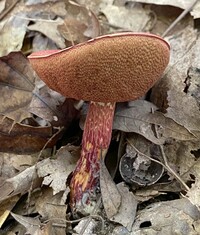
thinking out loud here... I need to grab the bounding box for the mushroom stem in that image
[70,101,115,212]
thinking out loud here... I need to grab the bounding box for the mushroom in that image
[28,32,170,213]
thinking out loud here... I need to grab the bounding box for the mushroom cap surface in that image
[29,32,170,102]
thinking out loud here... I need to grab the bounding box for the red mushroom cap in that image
[28,32,170,103]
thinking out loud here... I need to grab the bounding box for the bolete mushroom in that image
[28,32,170,213]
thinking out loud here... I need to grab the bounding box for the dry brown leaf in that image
[0,147,77,204]
[37,146,78,195]
[58,1,100,45]
[0,51,76,132]
[114,101,163,145]
[0,14,29,56]
[58,18,88,44]
[11,212,42,235]
[32,33,58,52]
[25,0,67,17]
[27,1,100,49]
[35,188,67,234]
[134,189,165,202]
[132,198,200,234]
[187,178,200,209]
[128,0,189,9]
[163,133,200,183]
[28,18,66,49]
[0,196,19,228]
[30,85,79,127]
[129,0,200,19]
[100,159,121,218]
[0,115,61,153]
[0,52,35,123]
[113,100,195,145]
[37,222,53,235]
[100,2,151,31]
[109,183,137,232]
[0,152,37,179]
[151,26,200,132]
[0,165,40,203]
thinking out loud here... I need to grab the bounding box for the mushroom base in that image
[70,101,115,214]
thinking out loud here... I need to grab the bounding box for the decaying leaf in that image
[28,18,66,49]
[100,2,151,31]
[35,188,67,234]
[0,196,19,228]
[187,178,200,210]
[11,212,42,235]
[129,0,200,19]
[162,133,200,183]
[0,0,6,14]
[0,151,38,179]
[0,52,35,123]
[151,26,200,132]
[0,14,29,56]
[100,159,121,218]
[58,1,100,44]
[29,81,78,126]
[113,100,195,145]
[31,33,58,52]
[0,115,61,153]
[134,188,165,202]
[0,51,72,126]
[37,146,78,195]
[0,165,39,203]
[0,0,200,234]
[109,183,137,232]
[131,198,200,234]
[0,146,78,203]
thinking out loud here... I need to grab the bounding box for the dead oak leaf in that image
[100,159,121,218]
[110,183,137,232]
[0,146,78,203]
[0,51,71,126]
[151,26,200,132]
[0,14,29,56]
[113,100,195,145]
[11,212,42,235]
[58,1,100,45]
[0,114,61,153]
[0,165,39,203]
[100,3,151,31]
[28,18,66,49]
[0,51,35,123]
[187,178,200,209]
[37,147,79,195]
[131,198,200,234]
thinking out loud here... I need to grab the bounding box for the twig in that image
[44,214,104,228]
[162,0,198,37]
[154,125,190,191]
[0,0,20,21]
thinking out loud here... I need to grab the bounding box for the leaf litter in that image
[0,0,200,234]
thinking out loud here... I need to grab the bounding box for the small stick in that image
[162,0,198,37]
[0,0,20,21]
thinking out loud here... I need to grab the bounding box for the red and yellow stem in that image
[70,101,115,212]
